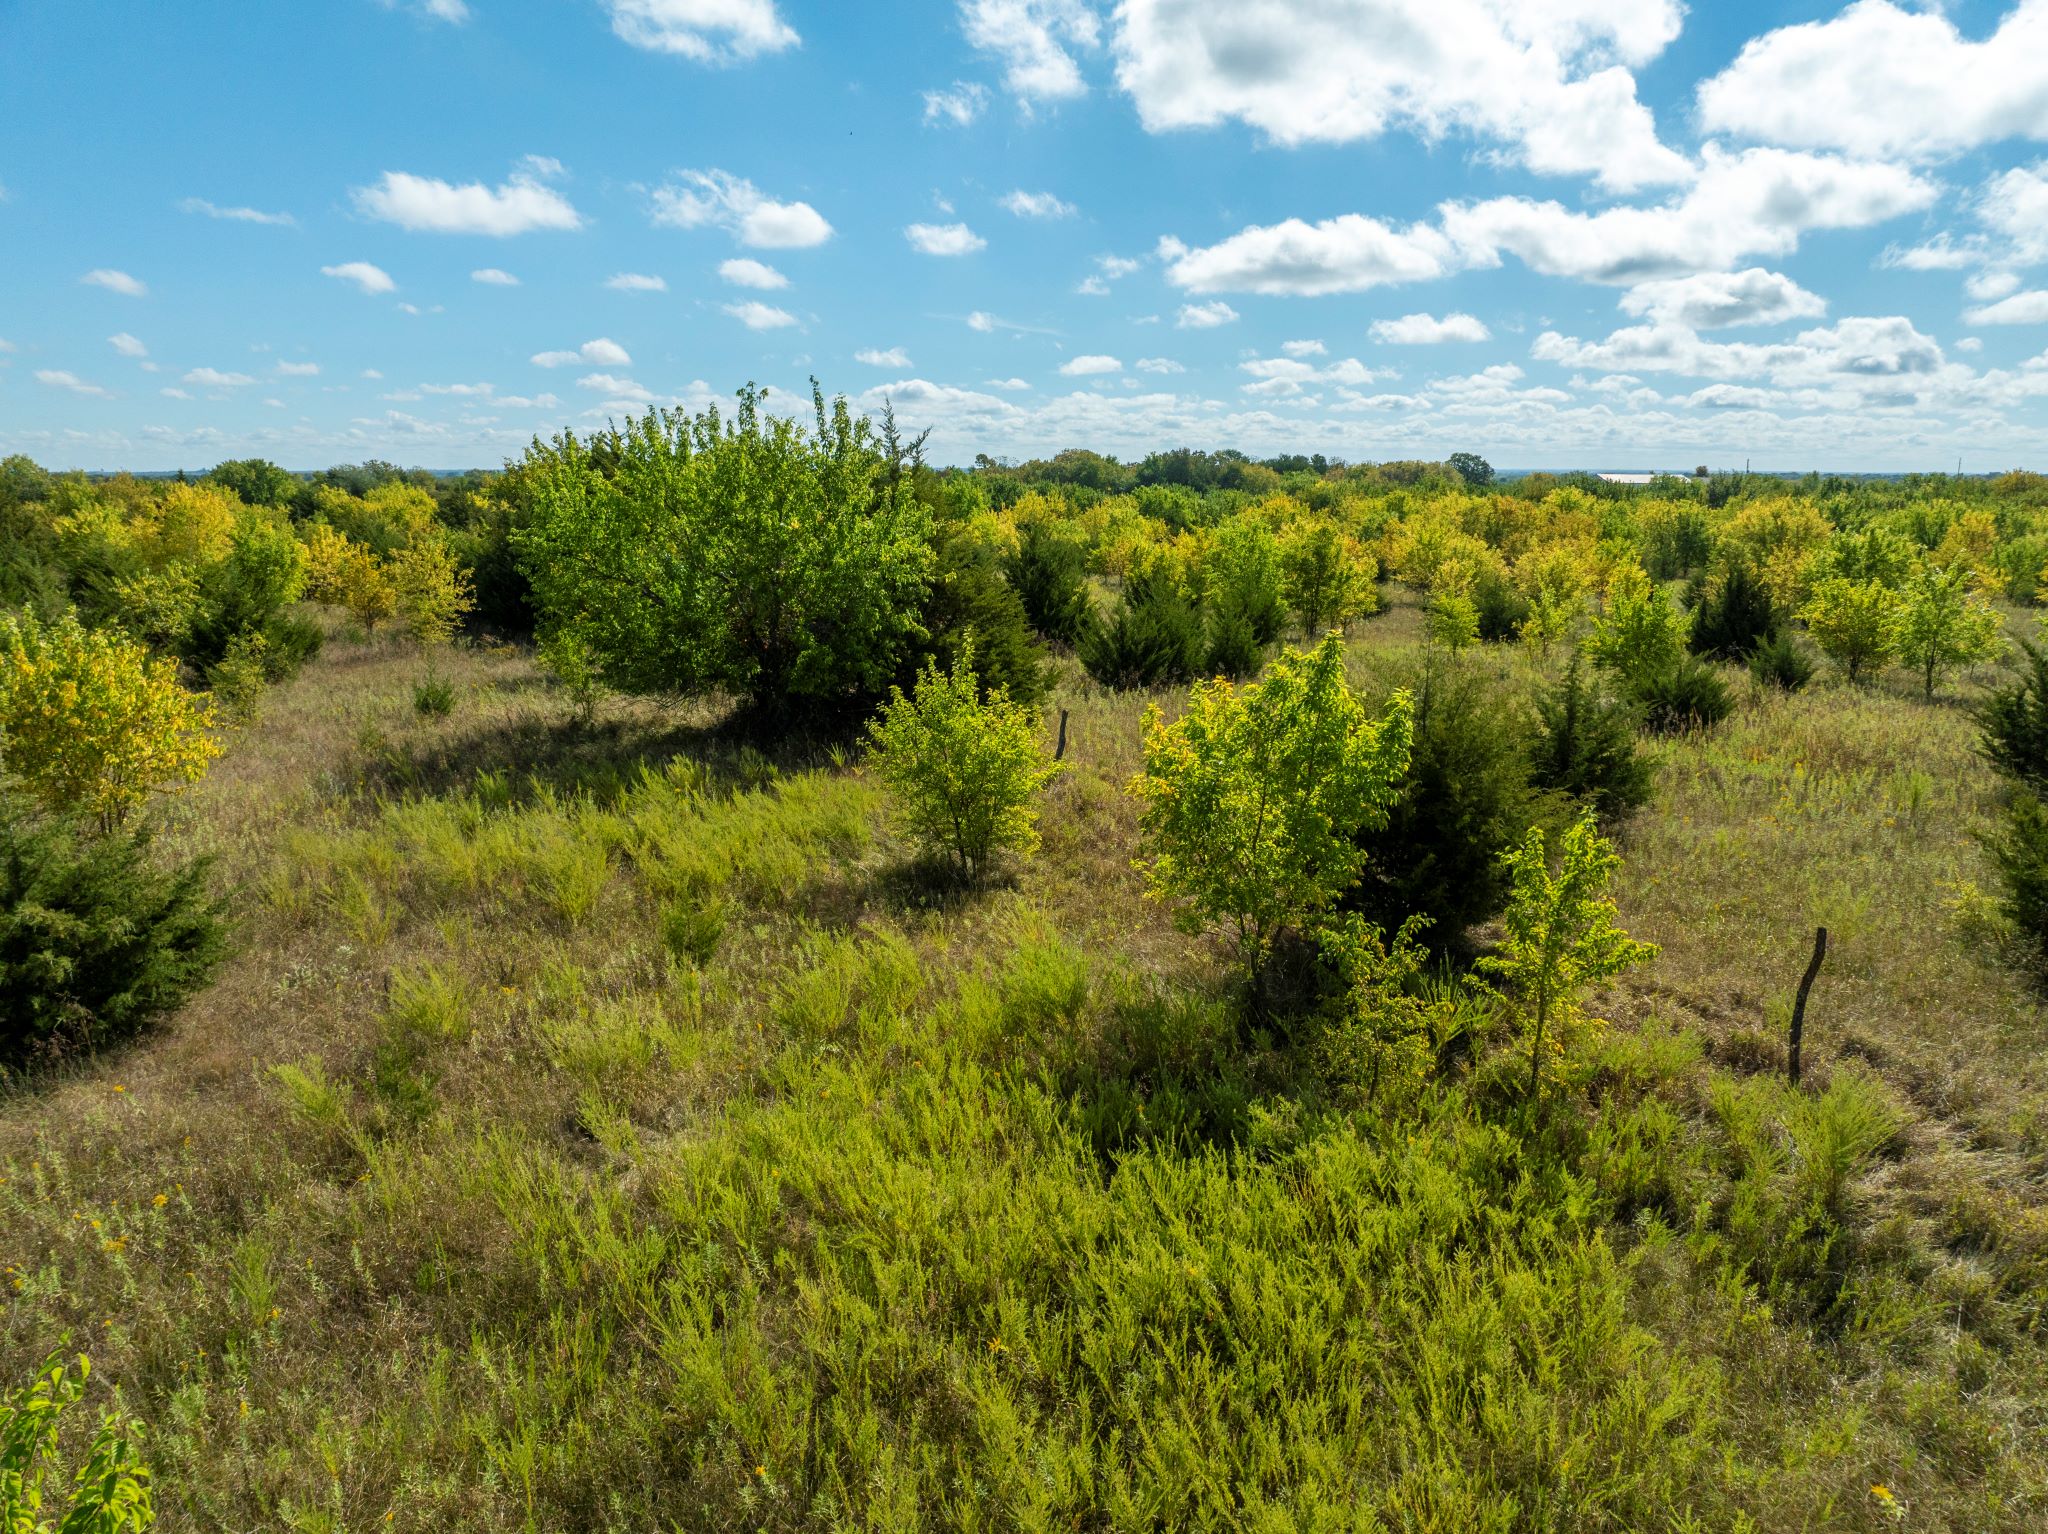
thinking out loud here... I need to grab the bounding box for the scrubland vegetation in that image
[6,403,2048,1530]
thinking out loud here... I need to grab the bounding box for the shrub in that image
[0,1349,154,1532]
[1635,656,1734,735]
[1279,519,1371,635]
[1748,629,1815,691]
[1,791,227,1064]
[1979,639,2048,792]
[389,528,476,646]
[0,611,220,829]
[1688,559,1776,659]
[1204,604,1264,679]
[537,626,606,727]
[1200,515,1288,647]
[184,509,308,666]
[515,386,935,716]
[412,673,456,718]
[1471,566,1531,643]
[1080,564,1203,689]
[205,630,270,723]
[1003,520,1095,646]
[868,644,1062,886]
[259,614,323,680]
[1478,813,1657,1098]
[1531,657,1654,819]
[1801,576,1900,683]
[1425,591,1479,652]
[1984,791,2048,974]
[1351,657,1541,944]
[1132,633,1413,981]
[1895,563,2003,699]
[915,529,1051,709]
[1587,565,1685,693]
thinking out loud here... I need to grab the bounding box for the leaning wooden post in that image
[1789,926,1827,1087]
[1054,709,1069,761]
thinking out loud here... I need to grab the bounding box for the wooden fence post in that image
[1789,926,1827,1086]
[1054,709,1069,761]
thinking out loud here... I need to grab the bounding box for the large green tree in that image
[515,386,936,714]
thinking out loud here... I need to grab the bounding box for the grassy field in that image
[5,599,2046,1532]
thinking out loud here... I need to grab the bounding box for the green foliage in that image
[515,386,936,715]
[914,529,1051,709]
[1479,813,1657,1097]
[1315,914,1446,1104]
[1801,576,1901,684]
[0,791,226,1065]
[184,510,308,665]
[1278,519,1367,636]
[1587,565,1685,692]
[388,528,475,646]
[1747,629,1816,691]
[411,672,456,718]
[1201,515,1287,647]
[1688,558,1777,659]
[1446,451,1493,488]
[0,612,220,830]
[536,626,606,727]
[1080,564,1202,689]
[204,631,270,724]
[0,1350,154,1534]
[1352,657,1542,944]
[205,457,298,507]
[1424,590,1479,651]
[1978,639,2048,792]
[1002,520,1095,646]
[1635,655,1734,735]
[1984,791,2048,975]
[1133,633,1412,976]
[1895,563,2003,698]
[1470,565,1532,642]
[1531,656,1654,819]
[868,644,1062,886]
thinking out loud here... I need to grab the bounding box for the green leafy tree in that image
[1895,563,2003,699]
[0,1350,154,1533]
[1003,520,1095,646]
[1447,452,1494,488]
[1801,576,1901,683]
[1279,519,1369,636]
[1586,565,1684,692]
[204,457,298,508]
[1425,591,1479,652]
[1688,557,1777,659]
[1478,814,1658,1098]
[1132,633,1413,981]
[516,386,936,715]
[1081,564,1203,689]
[868,643,1062,886]
[1979,639,2048,792]
[1201,515,1287,647]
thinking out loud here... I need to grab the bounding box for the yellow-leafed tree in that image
[0,610,220,829]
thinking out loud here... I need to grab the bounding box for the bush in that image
[0,611,220,830]
[1351,657,1543,944]
[1688,559,1776,659]
[412,673,456,717]
[1204,604,1264,679]
[1080,564,1203,689]
[1587,566,1685,694]
[1801,576,1900,684]
[1635,656,1734,735]
[1279,519,1370,635]
[0,1349,155,1530]
[1896,563,2002,699]
[1471,566,1531,643]
[1979,639,2048,793]
[1531,657,1654,819]
[1984,791,2048,974]
[1,791,227,1064]
[1748,629,1815,692]
[1131,633,1412,982]
[260,614,324,680]
[1003,520,1095,646]
[1202,516,1287,647]
[515,386,935,717]
[914,529,1051,709]
[869,644,1062,886]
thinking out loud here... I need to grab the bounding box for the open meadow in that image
[7,438,2048,1533]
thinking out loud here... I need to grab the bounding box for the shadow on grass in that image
[357,696,871,807]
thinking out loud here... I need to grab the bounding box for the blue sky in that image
[5,0,2048,471]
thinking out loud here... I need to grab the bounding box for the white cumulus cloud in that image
[961,0,1100,103]
[1113,0,1690,192]
[37,369,112,398]
[108,332,148,358]
[323,262,396,294]
[183,367,257,387]
[719,257,789,288]
[82,269,147,297]
[1966,290,2048,326]
[1176,300,1239,328]
[907,221,988,256]
[1370,311,1491,343]
[1060,354,1123,374]
[276,361,321,377]
[724,300,798,328]
[179,197,295,227]
[472,267,521,285]
[533,339,633,367]
[607,272,669,292]
[651,169,832,247]
[1616,269,1827,329]
[1159,216,1454,296]
[924,81,991,126]
[857,347,913,366]
[603,0,798,62]
[354,159,582,236]
[1002,189,1076,218]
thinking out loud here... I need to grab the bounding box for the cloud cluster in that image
[603,0,798,63]
[355,158,582,236]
